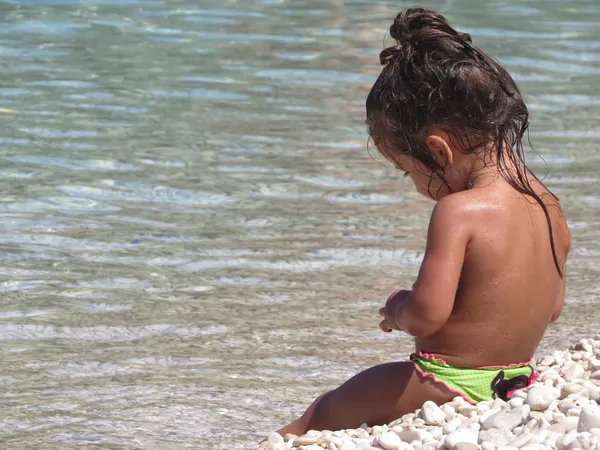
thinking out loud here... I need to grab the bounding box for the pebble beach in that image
[256,336,600,450]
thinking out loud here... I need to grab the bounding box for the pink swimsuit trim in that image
[416,351,534,370]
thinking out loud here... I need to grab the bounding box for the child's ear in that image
[425,134,454,167]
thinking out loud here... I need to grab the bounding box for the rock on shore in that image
[256,336,600,450]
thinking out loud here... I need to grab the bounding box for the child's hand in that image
[379,289,411,332]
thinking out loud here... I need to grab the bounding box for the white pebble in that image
[562,416,580,431]
[326,436,344,447]
[266,432,284,445]
[305,445,323,450]
[479,409,500,425]
[338,440,356,450]
[454,444,477,450]
[457,404,478,416]
[564,363,585,381]
[509,397,525,408]
[445,427,479,449]
[541,368,561,382]
[422,401,447,426]
[559,396,589,414]
[371,426,385,436]
[426,427,442,440]
[295,435,319,446]
[556,430,578,449]
[477,403,491,413]
[510,431,536,448]
[578,406,600,432]
[420,445,442,450]
[442,404,456,420]
[443,418,462,435]
[478,428,515,446]
[378,432,401,450]
[525,385,556,411]
[483,406,530,431]
[561,383,587,399]
[492,398,507,410]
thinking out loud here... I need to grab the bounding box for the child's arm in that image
[385,196,472,337]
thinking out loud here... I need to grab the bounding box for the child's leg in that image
[277,361,455,436]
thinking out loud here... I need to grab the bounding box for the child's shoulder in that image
[428,188,515,243]
[426,191,486,245]
[430,189,491,224]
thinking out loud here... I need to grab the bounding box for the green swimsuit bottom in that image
[411,351,538,404]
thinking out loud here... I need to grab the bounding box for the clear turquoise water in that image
[0,0,598,448]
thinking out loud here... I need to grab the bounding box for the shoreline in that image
[256,335,600,450]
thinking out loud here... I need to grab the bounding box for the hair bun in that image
[389,7,471,48]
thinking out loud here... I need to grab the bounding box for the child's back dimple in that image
[417,179,570,368]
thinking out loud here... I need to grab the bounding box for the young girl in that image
[277,7,571,436]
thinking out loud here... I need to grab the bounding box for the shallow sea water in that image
[0,0,599,448]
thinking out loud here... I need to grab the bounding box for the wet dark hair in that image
[366,7,563,277]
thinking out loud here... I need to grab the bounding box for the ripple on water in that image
[54,358,213,379]
[309,248,424,267]
[501,56,600,75]
[66,103,149,114]
[216,277,275,286]
[295,176,366,188]
[70,278,150,290]
[179,259,330,273]
[252,184,318,200]
[0,309,53,319]
[0,324,228,342]
[0,22,88,35]
[82,303,132,312]
[26,80,98,88]
[326,193,404,203]
[194,8,265,18]
[0,280,50,293]
[17,128,99,138]
[196,31,313,44]
[5,156,136,172]
[0,233,138,252]
[255,69,374,86]
[150,89,250,101]
[545,176,597,184]
[184,16,236,25]
[56,183,232,207]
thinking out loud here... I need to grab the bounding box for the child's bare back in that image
[268,6,572,439]
[414,176,570,368]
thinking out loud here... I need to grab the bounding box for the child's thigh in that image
[307,361,455,430]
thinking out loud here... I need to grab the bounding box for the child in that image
[277,7,571,436]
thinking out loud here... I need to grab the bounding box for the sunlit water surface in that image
[0,0,599,448]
